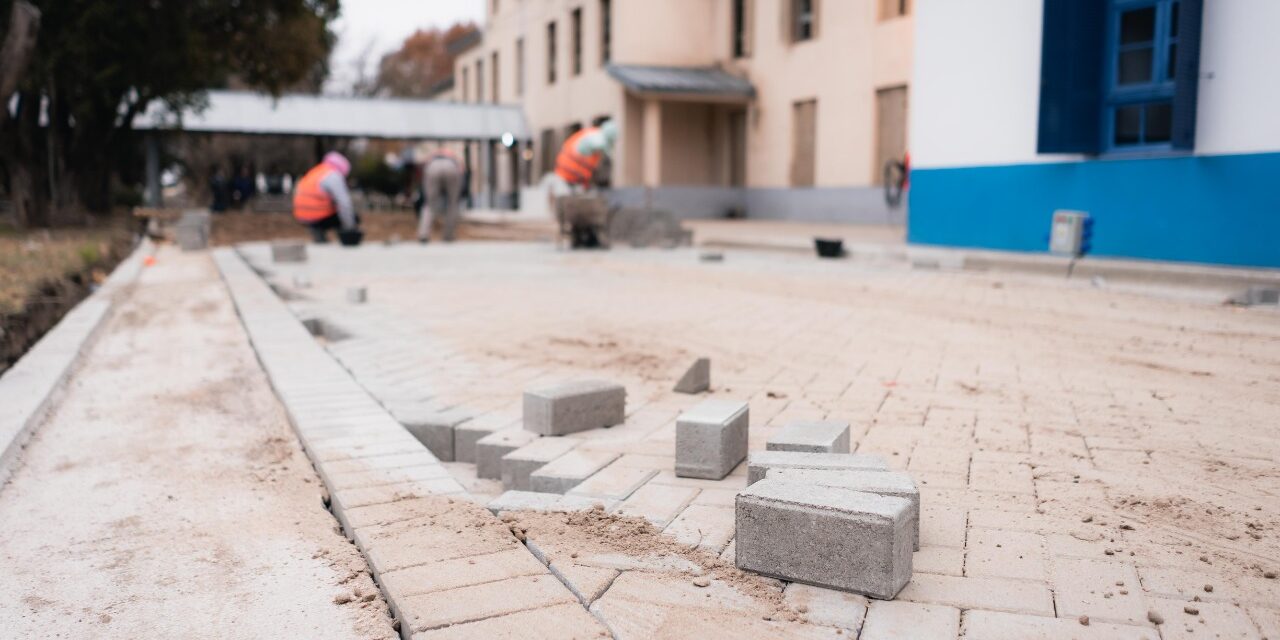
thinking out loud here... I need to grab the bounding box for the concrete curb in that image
[698,232,1280,291]
[0,238,152,486]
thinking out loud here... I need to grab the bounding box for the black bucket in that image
[814,237,844,258]
[338,229,365,247]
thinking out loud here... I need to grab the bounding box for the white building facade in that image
[908,0,1280,268]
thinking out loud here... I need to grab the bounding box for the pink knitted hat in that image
[323,151,351,177]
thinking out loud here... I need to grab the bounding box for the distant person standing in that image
[209,167,230,213]
[417,148,463,243]
[293,152,359,243]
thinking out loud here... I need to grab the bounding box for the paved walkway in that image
[0,249,396,639]
[248,241,1280,639]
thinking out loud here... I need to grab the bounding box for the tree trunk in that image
[0,2,41,106]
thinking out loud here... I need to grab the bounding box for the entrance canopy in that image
[135,90,530,141]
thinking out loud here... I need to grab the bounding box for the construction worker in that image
[554,120,617,191]
[293,151,360,243]
[417,147,463,243]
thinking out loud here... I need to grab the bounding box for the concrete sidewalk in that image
[0,248,396,639]
[685,219,1280,294]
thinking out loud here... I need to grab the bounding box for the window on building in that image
[1037,0,1202,154]
[547,21,557,85]
[600,0,612,65]
[515,38,525,97]
[791,99,817,187]
[540,128,556,177]
[791,0,816,42]
[733,0,750,57]
[879,0,910,20]
[476,59,484,103]
[461,67,469,102]
[491,51,500,103]
[571,8,583,76]
[1104,0,1178,149]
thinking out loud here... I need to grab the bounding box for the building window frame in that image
[515,38,525,97]
[571,7,583,76]
[547,21,557,85]
[733,0,751,58]
[491,51,500,104]
[476,59,485,103]
[600,0,612,65]
[461,67,469,102]
[790,0,816,43]
[1102,0,1178,152]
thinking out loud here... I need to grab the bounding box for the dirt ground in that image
[209,210,551,246]
[0,220,136,371]
[0,248,396,639]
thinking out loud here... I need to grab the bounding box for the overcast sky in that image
[326,0,485,94]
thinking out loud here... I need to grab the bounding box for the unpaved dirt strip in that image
[0,248,396,639]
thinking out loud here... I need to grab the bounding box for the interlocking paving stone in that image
[528,449,620,494]
[409,602,606,639]
[861,601,959,640]
[746,451,889,484]
[501,436,582,491]
[961,609,1158,639]
[766,420,851,453]
[399,574,577,633]
[565,461,658,501]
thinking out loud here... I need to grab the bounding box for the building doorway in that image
[874,85,909,185]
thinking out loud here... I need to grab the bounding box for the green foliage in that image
[352,154,407,198]
[76,243,100,267]
[0,0,341,226]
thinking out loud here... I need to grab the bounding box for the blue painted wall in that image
[908,151,1280,268]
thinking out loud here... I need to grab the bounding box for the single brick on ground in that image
[673,357,711,393]
[766,420,851,453]
[523,380,626,436]
[675,399,749,480]
[347,287,368,304]
[766,467,921,550]
[271,241,307,263]
[529,449,620,494]
[746,450,889,484]
[501,436,582,490]
[474,428,538,479]
[396,408,471,462]
[736,478,913,599]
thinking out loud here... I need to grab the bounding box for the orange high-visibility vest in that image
[293,164,337,222]
[555,127,602,186]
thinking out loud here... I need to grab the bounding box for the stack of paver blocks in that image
[485,380,627,493]
[735,431,922,600]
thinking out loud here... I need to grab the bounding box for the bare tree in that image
[0,1,40,106]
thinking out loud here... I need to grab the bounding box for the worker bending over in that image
[292,152,360,243]
[417,147,464,243]
[554,120,617,192]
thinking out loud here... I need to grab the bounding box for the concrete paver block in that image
[271,241,307,263]
[566,462,657,501]
[474,428,538,479]
[500,436,581,490]
[399,574,576,633]
[523,380,625,436]
[673,357,711,394]
[766,420,851,453]
[486,490,617,514]
[453,413,519,463]
[765,467,920,550]
[397,408,472,462]
[409,602,607,639]
[347,287,368,304]
[735,479,913,599]
[675,399,749,480]
[529,449,620,494]
[746,450,889,484]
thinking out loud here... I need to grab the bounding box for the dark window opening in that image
[791,0,815,42]
[601,0,612,65]
[547,22,557,85]
[476,59,484,103]
[733,0,748,57]
[571,8,583,76]
[516,38,525,96]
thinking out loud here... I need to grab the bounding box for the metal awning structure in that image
[135,90,530,141]
[606,64,755,102]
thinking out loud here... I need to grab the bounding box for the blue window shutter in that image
[1037,0,1107,154]
[1171,0,1203,150]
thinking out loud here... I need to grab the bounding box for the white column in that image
[642,99,663,187]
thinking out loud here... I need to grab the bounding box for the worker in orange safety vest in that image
[293,151,360,243]
[554,120,617,190]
